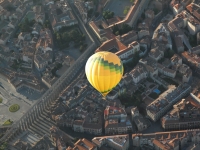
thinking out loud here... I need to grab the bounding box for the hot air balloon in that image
[85,51,124,97]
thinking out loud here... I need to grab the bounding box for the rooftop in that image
[74,138,97,150]
[92,135,129,148]
[147,84,191,115]
[162,96,200,125]
[104,106,126,116]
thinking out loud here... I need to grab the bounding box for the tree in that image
[33,0,41,4]
[92,0,98,5]
[69,29,79,41]
[123,6,130,15]
[103,10,114,19]
[44,20,50,28]
[98,24,103,29]
[121,24,132,34]
[164,49,174,59]
[30,20,36,26]
[5,4,15,11]
[87,9,93,18]
[54,26,86,49]
[169,49,175,58]
[82,34,86,41]
[127,52,140,68]
[123,9,128,15]
[132,52,140,65]
[113,24,132,35]
[153,8,159,15]
[80,45,84,52]
[83,43,88,49]
[62,32,70,42]
[73,137,79,143]
[115,31,119,35]
[141,12,145,19]
[0,142,7,150]
[19,18,35,32]
[95,12,99,17]
[112,24,119,35]
[56,33,61,40]
[140,46,145,52]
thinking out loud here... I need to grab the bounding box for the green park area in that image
[19,18,36,32]
[103,10,114,19]
[9,104,20,112]
[0,97,2,103]
[0,142,7,150]
[2,119,13,126]
[119,89,143,108]
[55,25,87,51]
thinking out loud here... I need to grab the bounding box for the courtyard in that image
[104,0,132,17]
[63,46,82,60]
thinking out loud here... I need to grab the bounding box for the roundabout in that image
[9,104,20,112]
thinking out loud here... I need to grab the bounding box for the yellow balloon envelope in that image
[85,51,124,97]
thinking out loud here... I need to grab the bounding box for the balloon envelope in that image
[85,51,124,97]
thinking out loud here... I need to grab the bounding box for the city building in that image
[186,3,200,21]
[48,2,78,31]
[176,64,192,83]
[132,129,200,150]
[131,107,148,131]
[145,9,154,19]
[50,126,73,150]
[197,32,200,45]
[161,97,200,131]
[171,54,182,65]
[13,136,54,150]
[149,48,163,61]
[89,20,115,42]
[104,106,132,134]
[34,29,53,71]
[104,106,127,120]
[162,67,177,78]
[92,135,129,150]
[67,138,97,150]
[190,45,200,55]
[74,0,87,23]
[177,10,200,35]
[152,23,172,50]
[174,36,184,53]
[129,64,148,84]
[95,38,140,63]
[82,112,103,135]
[105,119,132,135]
[89,0,149,41]
[172,3,183,15]
[182,51,200,69]
[146,84,191,122]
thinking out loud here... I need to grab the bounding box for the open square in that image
[0,78,32,126]
[0,93,30,126]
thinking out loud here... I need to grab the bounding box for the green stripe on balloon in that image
[90,57,123,74]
